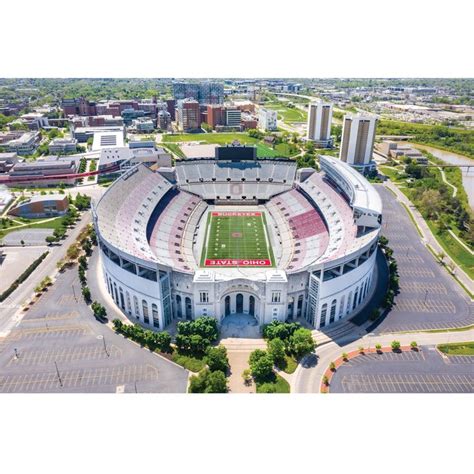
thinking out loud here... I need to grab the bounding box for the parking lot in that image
[1,229,53,246]
[0,267,188,393]
[373,186,474,333]
[0,246,48,293]
[329,347,474,393]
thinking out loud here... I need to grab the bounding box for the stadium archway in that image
[219,291,260,338]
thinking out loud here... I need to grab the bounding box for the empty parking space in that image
[7,344,122,366]
[392,299,456,314]
[0,364,160,393]
[340,373,473,393]
[2,229,53,246]
[399,282,448,295]
[329,347,474,393]
[0,265,188,393]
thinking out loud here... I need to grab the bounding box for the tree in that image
[205,345,230,373]
[20,239,25,246]
[248,349,267,367]
[188,369,228,393]
[250,353,274,383]
[329,361,336,371]
[66,244,80,260]
[45,235,56,245]
[419,189,442,219]
[258,383,277,393]
[242,369,252,385]
[410,341,418,351]
[375,343,382,353]
[205,370,228,393]
[289,328,315,359]
[268,338,286,367]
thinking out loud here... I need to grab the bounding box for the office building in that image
[157,110,171,131]
[48,138,78,154]
[172,82,224,104]
[306,101,333,148]
[340,114,378,172]
[62,97,97,116]
[225,108,242,127]
[206,105,225,128]
[6,132,41,155]
[0,152,19,173]
[258,108,278,131]
[166,99,176,121]
[7,155,77,187]
[176,99,201,132]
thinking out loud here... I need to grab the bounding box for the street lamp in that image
[54,361,63,388]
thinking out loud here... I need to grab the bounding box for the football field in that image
[201,211,274,267]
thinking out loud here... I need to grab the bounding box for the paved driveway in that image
[372,186,473,333]
[0,268,188,393]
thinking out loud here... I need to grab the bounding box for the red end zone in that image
[211,211,261,217]
[205,259,271,267]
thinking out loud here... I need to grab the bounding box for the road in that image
[0,211,92,336]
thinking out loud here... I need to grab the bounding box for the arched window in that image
[339,295,345,318]
[320,303,327,328]
[113,283,118,304]
[185,297,192,320]
[353,287,359,310]
[347,292,352,314]
[133,296,140,319]
[329,299,337,324]
[297,294,304,317]
[142,300,149,324]
[126,291,131,314]
[176,295,182,318]
[152,303,159,328]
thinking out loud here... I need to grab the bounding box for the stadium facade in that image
[93,148,382,332]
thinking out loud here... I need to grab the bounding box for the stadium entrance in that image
[220,292,260,338]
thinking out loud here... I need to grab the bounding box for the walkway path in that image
[384,181,474,294]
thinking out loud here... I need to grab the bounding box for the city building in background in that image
[48,137,78,154]
[306,101,333,148]
[339,113,378,172]
[176,99,201,132]
[258,108,278,131]
[172,82,224,104]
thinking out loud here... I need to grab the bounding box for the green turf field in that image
[201,211,274,267]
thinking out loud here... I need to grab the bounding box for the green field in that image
[264,102,308,123]
[162,132,295,158]
[201,211,274,267]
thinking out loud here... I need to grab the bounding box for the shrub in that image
[242,369,252,385]
[342,352,348,361]
[410,341,418,350]
[91,301,107,321]
[81,286,91,303]
[329,361,336,371]
[258,383,277,393]
[391,340,401,351]
[322,375,329,386]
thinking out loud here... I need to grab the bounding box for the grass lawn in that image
[161,142,185,159]
[171,352,206,372]
[277,355,298,374]
[437,342,474,356]
[264,102,307,123]
[426,221,474,280]
[162,132,296,158]
[256,374,291,393]
[201,211,274,267]
[0,215,67,240]
[379,165,404,182]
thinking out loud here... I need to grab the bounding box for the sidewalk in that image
[384,181,474,295]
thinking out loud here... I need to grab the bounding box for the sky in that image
[2,0,473,78]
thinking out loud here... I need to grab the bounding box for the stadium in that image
[93,144,382,333]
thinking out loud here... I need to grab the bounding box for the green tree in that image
[205,370,228,393]
[289,328,315,359]
[250,353,274,383]
[91,301,107,321]
[268,338,286,367]
[205,345,230,373]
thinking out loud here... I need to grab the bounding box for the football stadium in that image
[93,144,382,332]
